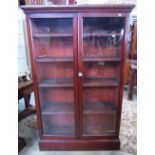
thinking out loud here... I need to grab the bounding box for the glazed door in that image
[30,14,78,138]
[78,14,125,138]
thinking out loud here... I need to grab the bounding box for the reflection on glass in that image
[83,17,125,58]
[82,17,125,136]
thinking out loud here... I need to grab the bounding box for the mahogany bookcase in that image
[21,4,134,150]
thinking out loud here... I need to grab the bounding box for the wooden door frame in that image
[77,12,129,140]
[26,13,79,140]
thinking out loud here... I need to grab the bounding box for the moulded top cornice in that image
[21,4,135,14]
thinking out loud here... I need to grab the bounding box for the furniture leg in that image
[128,68,136,100]
[24,94,32,108]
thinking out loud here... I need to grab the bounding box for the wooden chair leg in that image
[128,68,136,100]
[24,94,32,108]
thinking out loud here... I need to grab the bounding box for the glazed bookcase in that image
[21,4,134,150]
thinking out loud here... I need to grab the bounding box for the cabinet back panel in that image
[83,113,116,135]
[39,88,74,103]
[36,63,73,81]
[83,63,117,79]
[83,17,125,58]
[34,38,73,57]
[42,114,75,135]
[83,38,122,58]
[31,18,73,35]
[31,18,73,58]
[83,88,118,103]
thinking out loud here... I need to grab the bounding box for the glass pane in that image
[83,87,118,136]
[83,17,125,58]
[31,18,75,136]
[40,88,75,135]
[82,17,125,136]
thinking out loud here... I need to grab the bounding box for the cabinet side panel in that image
[116,15,129,137]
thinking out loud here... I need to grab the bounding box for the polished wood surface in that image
[128,61,137,100]
[21,4,134,13]
[21,4,134,150]
[131,21,137,59]
[124,20,137,84]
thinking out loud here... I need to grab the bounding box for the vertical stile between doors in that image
[73,14,81,139]
[77,13,84,139]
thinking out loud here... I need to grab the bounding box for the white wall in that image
[18,8,31,77]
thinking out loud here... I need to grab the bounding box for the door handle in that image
[78,72,83,77]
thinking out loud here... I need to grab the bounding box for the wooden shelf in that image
[39,78,119,88]
[39,78,73,88]
[33,32,120,38]
[83,32,121,38]
[83,132,115,137]
[41,102,74,115]
[36,56,121,63]
[83,57,121,62]
[83,78,119,87]
[84,102,117,114]
[36,57,73,63]
[33,33,73,38]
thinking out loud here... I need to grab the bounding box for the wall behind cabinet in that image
[18,8,31,77]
